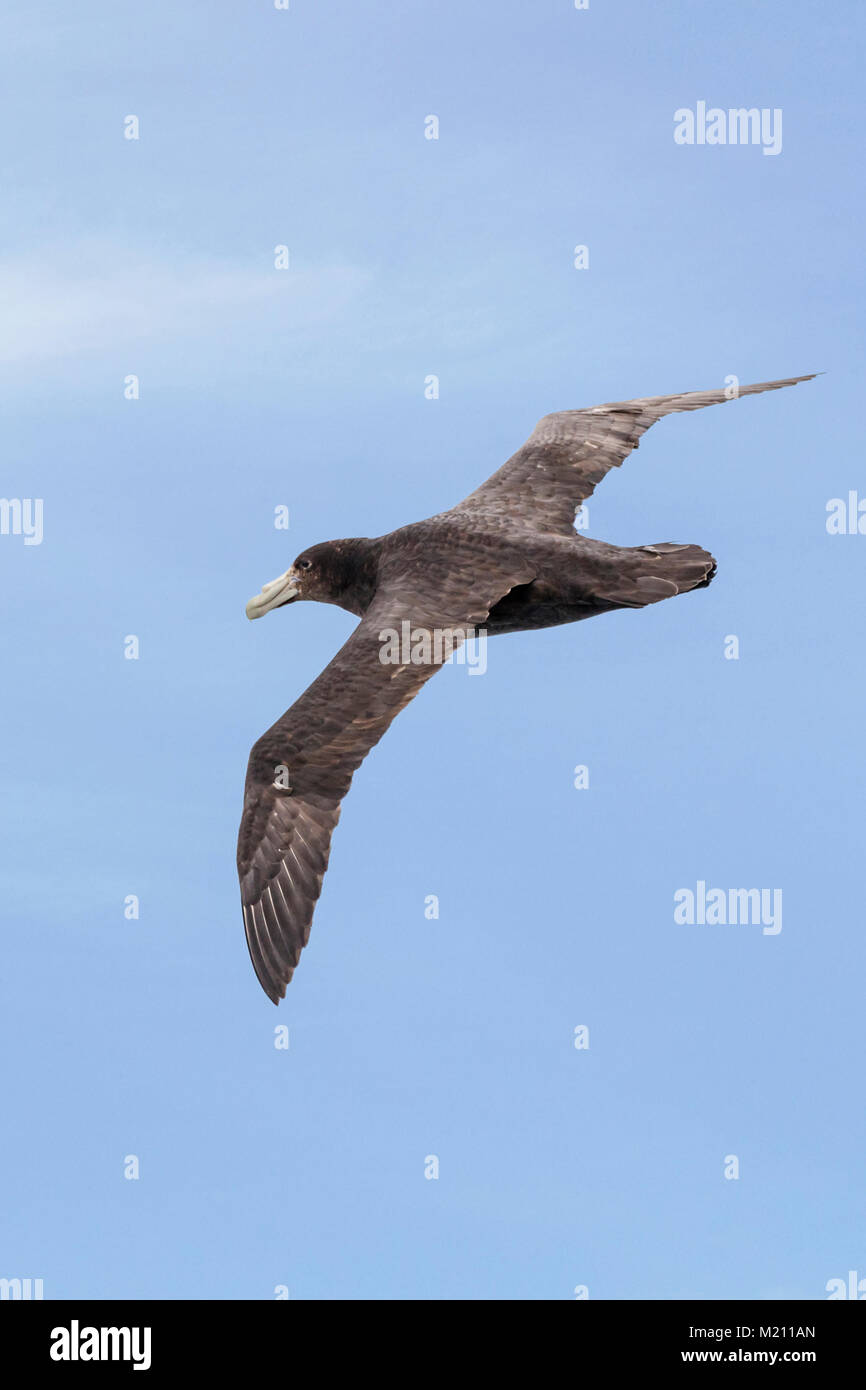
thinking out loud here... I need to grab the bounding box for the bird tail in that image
[602,542,717,607]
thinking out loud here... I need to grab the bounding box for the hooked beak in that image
[245,568,300,620]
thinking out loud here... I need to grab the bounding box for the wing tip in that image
[255,960,289,1005]
[242,899,291,1004]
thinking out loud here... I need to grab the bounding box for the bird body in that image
[238,374,816,1002]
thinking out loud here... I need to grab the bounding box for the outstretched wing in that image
[237,612,437,1003]
[237,573,523,1003]
[454,374,818,537]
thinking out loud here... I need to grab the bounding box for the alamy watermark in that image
[674,102,782,156]
[0,498,43,545]
[0,1277,43,1300]
[826,492,866,534]
[674,880,782,935]
[50,1322,151,1371]
[378,622,487,675]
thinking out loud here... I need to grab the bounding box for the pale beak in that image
[245,568,300,620]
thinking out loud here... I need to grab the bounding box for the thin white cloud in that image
[0,241,371,367]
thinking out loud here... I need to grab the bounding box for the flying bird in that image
[238,374,815,1002]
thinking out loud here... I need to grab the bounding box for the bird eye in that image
[296,559,312,571]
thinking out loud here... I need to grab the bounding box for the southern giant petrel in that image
[238,374,815,1002]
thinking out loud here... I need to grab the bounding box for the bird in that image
[238,373,816,1002]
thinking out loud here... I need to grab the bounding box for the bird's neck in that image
[328,537,381,617]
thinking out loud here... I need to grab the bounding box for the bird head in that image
[245,541,366,619]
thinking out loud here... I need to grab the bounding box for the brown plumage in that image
[238,374,816,1002]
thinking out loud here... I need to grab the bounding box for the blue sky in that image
[1,0,863,1300]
